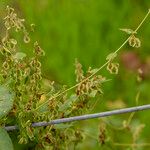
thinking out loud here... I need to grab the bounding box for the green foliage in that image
[0,1,150,150]
[0,85,14,119]
[13,52,26,61]
[0,6,106,149]
[0,128,14,150]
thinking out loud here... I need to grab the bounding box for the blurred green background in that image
[0,0,150,149]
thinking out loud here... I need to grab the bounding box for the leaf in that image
[119,28,137,34]
[13,52,26,61]
[0,85,14,119]
[10,39,17,45]
[0,128,14,150]
[58,94,78,112]
[54,124,73,129]
[58,102,70,112]
[88,90,97,98]
[106,53,117,61]
[36,102,49,113]
[87,68,99,74]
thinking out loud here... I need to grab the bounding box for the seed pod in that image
[2,61,10,70]
[107,62,119,74]
[128,35,141,48]
[4,20,11,30]
[99,121,106,145]
[75,59,84,82]
[34,41,45,56]
[24,34,30,43]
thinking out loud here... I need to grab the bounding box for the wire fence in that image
[5,104,150,131]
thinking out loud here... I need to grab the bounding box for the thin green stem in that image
[36,9,150,110]
[114,143,150,147]
[135,9,150,32]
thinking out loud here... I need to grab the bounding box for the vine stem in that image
[36,9,150,110]
[135,9,150,32]
[5,104,150,131]
[114,143,150,147]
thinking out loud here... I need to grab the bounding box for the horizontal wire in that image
[4,104,150,131]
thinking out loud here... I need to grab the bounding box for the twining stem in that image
[36,9,150,110]
[135,9,150,32]
[114,143,150,147]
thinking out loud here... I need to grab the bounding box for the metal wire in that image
[5,104,150,131]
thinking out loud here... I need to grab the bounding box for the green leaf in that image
[88,90,97,98]
[88,68,99,74]
[119,28,136,34]
[0,85,14,119]
[13,52,26,61]
[106,53,117,61]
[54,124,73,129]
[0,128,14,150]
[10,39,17,45]
[58,94,78,112]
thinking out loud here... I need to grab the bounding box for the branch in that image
[5,104,150,131]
